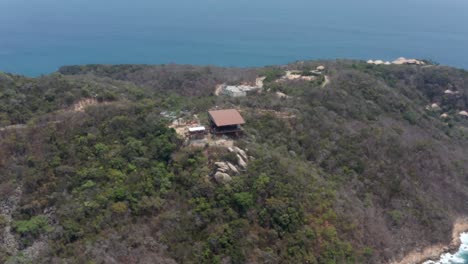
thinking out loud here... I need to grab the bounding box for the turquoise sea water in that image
[1,0,468,76]
[424,233,468,264]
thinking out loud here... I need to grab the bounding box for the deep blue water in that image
[1,0,468,76]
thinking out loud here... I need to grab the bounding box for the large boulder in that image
[237,154,247,170]
[275,92,289,99]
[234,147,248,161]
[444,89,457,94]
[214,172,232,184]
[227,162,239,174]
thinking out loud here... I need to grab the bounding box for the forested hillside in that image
[1,61,468,263]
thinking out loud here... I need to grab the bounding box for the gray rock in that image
[237,154,248,169]
[234,147,248,161]
[275,92,289,99]
[215,162,230,172]
[214,172,232,184]
[227,162,239,174]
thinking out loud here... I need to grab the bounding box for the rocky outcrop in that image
[392,57,425,65]
[212,161,241,184]
[1,186,22,256]
[212,147,250,184]
[368,57,425,66]
[227,146,250,170]
[215,162,230,172]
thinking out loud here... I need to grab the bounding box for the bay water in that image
[1,0,468,76]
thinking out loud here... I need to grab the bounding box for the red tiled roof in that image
[208,109,245,127]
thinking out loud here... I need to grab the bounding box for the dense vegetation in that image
[1,60,468,263]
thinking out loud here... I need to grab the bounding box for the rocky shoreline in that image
[390,217,468,264]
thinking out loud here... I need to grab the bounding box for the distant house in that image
[208,109,245,135]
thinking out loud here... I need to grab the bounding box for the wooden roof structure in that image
[208,109,245,127]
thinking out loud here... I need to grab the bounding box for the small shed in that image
[208,109,245,135]
[188,126,206,138]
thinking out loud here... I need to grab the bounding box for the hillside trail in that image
[322,75,330,88]
[0,98,108,132]
[0,124,27,132]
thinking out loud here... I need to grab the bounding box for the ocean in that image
[1,0,468,76]
[424,233,468,264]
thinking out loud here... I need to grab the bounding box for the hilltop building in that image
[208,109,245,135]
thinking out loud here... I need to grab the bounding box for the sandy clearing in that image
[215,76,265,97]
[188,135,234,148]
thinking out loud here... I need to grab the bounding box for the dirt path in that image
[214,84,224,96]
[0,124,27,132]
[255,76,266,88]
[0,98,109,132]
[189,137,234,148]
[390,217,468,264]
[70,98,100,112]
[322,75,330,88]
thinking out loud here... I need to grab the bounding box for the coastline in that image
[390,217,468,264]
